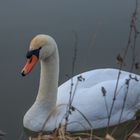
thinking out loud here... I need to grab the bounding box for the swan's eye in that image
[26,47,41,59]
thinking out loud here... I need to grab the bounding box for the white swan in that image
[21,34,140,132]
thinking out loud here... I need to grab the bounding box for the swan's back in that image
[57,68,133,103]
[57,68,140,130]
[58,68,130,90]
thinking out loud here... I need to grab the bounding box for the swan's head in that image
[21,34,56,76]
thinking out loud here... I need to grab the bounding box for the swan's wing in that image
[59,68,130,89]
[57,68,131,102]
[57,68,140,130]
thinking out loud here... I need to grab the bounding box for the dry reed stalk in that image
[106,0,140,136]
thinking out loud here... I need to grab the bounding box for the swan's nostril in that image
[21,71,26,77]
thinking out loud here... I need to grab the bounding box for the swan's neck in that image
[36,49,59,110]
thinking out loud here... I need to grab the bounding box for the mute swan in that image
[21,34,140,132]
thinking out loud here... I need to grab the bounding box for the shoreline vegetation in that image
[28,119,140,140]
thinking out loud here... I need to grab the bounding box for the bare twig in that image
[64,76,86,130]
[107,0,139,134]
[125,121,140,140]
[130,0,139,72]
[71,31,78,76]
[64,31,79,130]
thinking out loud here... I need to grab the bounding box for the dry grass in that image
[29,125,94,140]
[28,118,140,140]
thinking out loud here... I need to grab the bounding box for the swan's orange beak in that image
[21,55,38,76]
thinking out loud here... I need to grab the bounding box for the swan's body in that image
[21,34,140,132]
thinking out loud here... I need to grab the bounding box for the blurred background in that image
[0,0,139,139]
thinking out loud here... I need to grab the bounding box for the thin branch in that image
[125,121,140,140]
[107,0,139,134]
[71,31,78,76]
[68,106,93,140]
[64,31,78,130]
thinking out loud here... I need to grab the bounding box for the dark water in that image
[0,0,140,139]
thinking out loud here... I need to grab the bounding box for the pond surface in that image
[0,0,140,139]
